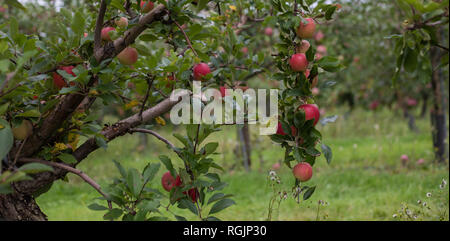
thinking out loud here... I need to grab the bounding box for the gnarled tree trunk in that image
[0,192,47,221]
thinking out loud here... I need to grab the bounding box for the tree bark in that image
[0,191,47,221]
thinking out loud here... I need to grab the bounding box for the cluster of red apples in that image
[161,171,199,202]
[277,17,325,183]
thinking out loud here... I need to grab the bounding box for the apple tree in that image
[0,0,340,220]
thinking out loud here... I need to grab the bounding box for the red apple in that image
[101,27,115,41]
[293,162,313,182]
[161,171,182,192]
[117,47,138,65]
[52,66,76,89]
[369,100,379,110]
[241,47,248,55]
[264,27,273,36]
[140,1,154,13]
[298,104,320,126]
[314,30,325,42]
[296,18,316,39]
[289,53,308,72]
[296,40,310,53]
[317,45,327,55]
[193,63,211,81]
[115,17,128,28]
[276,122,297,136]
[185,188,199,202]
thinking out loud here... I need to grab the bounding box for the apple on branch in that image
[296,18,316,39]
[293,162,313,182]
[193,63,211,81]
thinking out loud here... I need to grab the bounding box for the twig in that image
[94,0,108,59]
[139,76,154,121]
[19,158,112,209]
[172,19,199,57]
[434,43,449,52]
[129,128,180,155]
[0,83,22,98]
[11,137,27,169]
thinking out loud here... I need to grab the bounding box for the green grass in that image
[36,107,449,221]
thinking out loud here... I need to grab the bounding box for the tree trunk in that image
[0,192,47,221]
[420,90,429,119]
[430,44,448,163]
[237,123,251,172]
[403,108,418,132]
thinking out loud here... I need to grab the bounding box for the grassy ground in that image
[36,107,449,221]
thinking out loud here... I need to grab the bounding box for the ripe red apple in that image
[296,18,316,39]
[83,32,88,38]
[185,188,199,202]
[264,27,273,36]
[101,27,115,41]
[276,122,297,136]
[298,104,320,126]
[12,120,33,140]
[296,40,310,53]
[161,171,182,192]
[272,162,281,170]
[52,66,76,89]
[305,69,319,88]
[289,53,308,72]
[115,17,128,28]
[193,63,211,81]
[293,162,313,182]
[117,47,138,65]
[140,1,154,13]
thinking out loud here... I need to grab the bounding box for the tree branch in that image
[94,0,108,58]
[18,158,112,209]
[129,128,179,154]
[173,19,198,57]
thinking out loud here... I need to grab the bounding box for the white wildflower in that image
[426,192,432,198]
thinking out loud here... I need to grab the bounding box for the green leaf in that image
[5,0,26,11]
[303,186,316,200]
[0,103,9,116]
[16,109,41,118]
[321,144,332,164]
[209,198,235,215]
[57,153,77,164]
[71,11,85,37]
[103,208,123,220]
[88,203,108,211]
[142,162,160,183]
[127,168,143,198]
[18,163,54,174]
[159,155,175,177]
[112,160,127,178]
[203,142,218,155]
[0,119,13,163]
[178,199,198,215]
